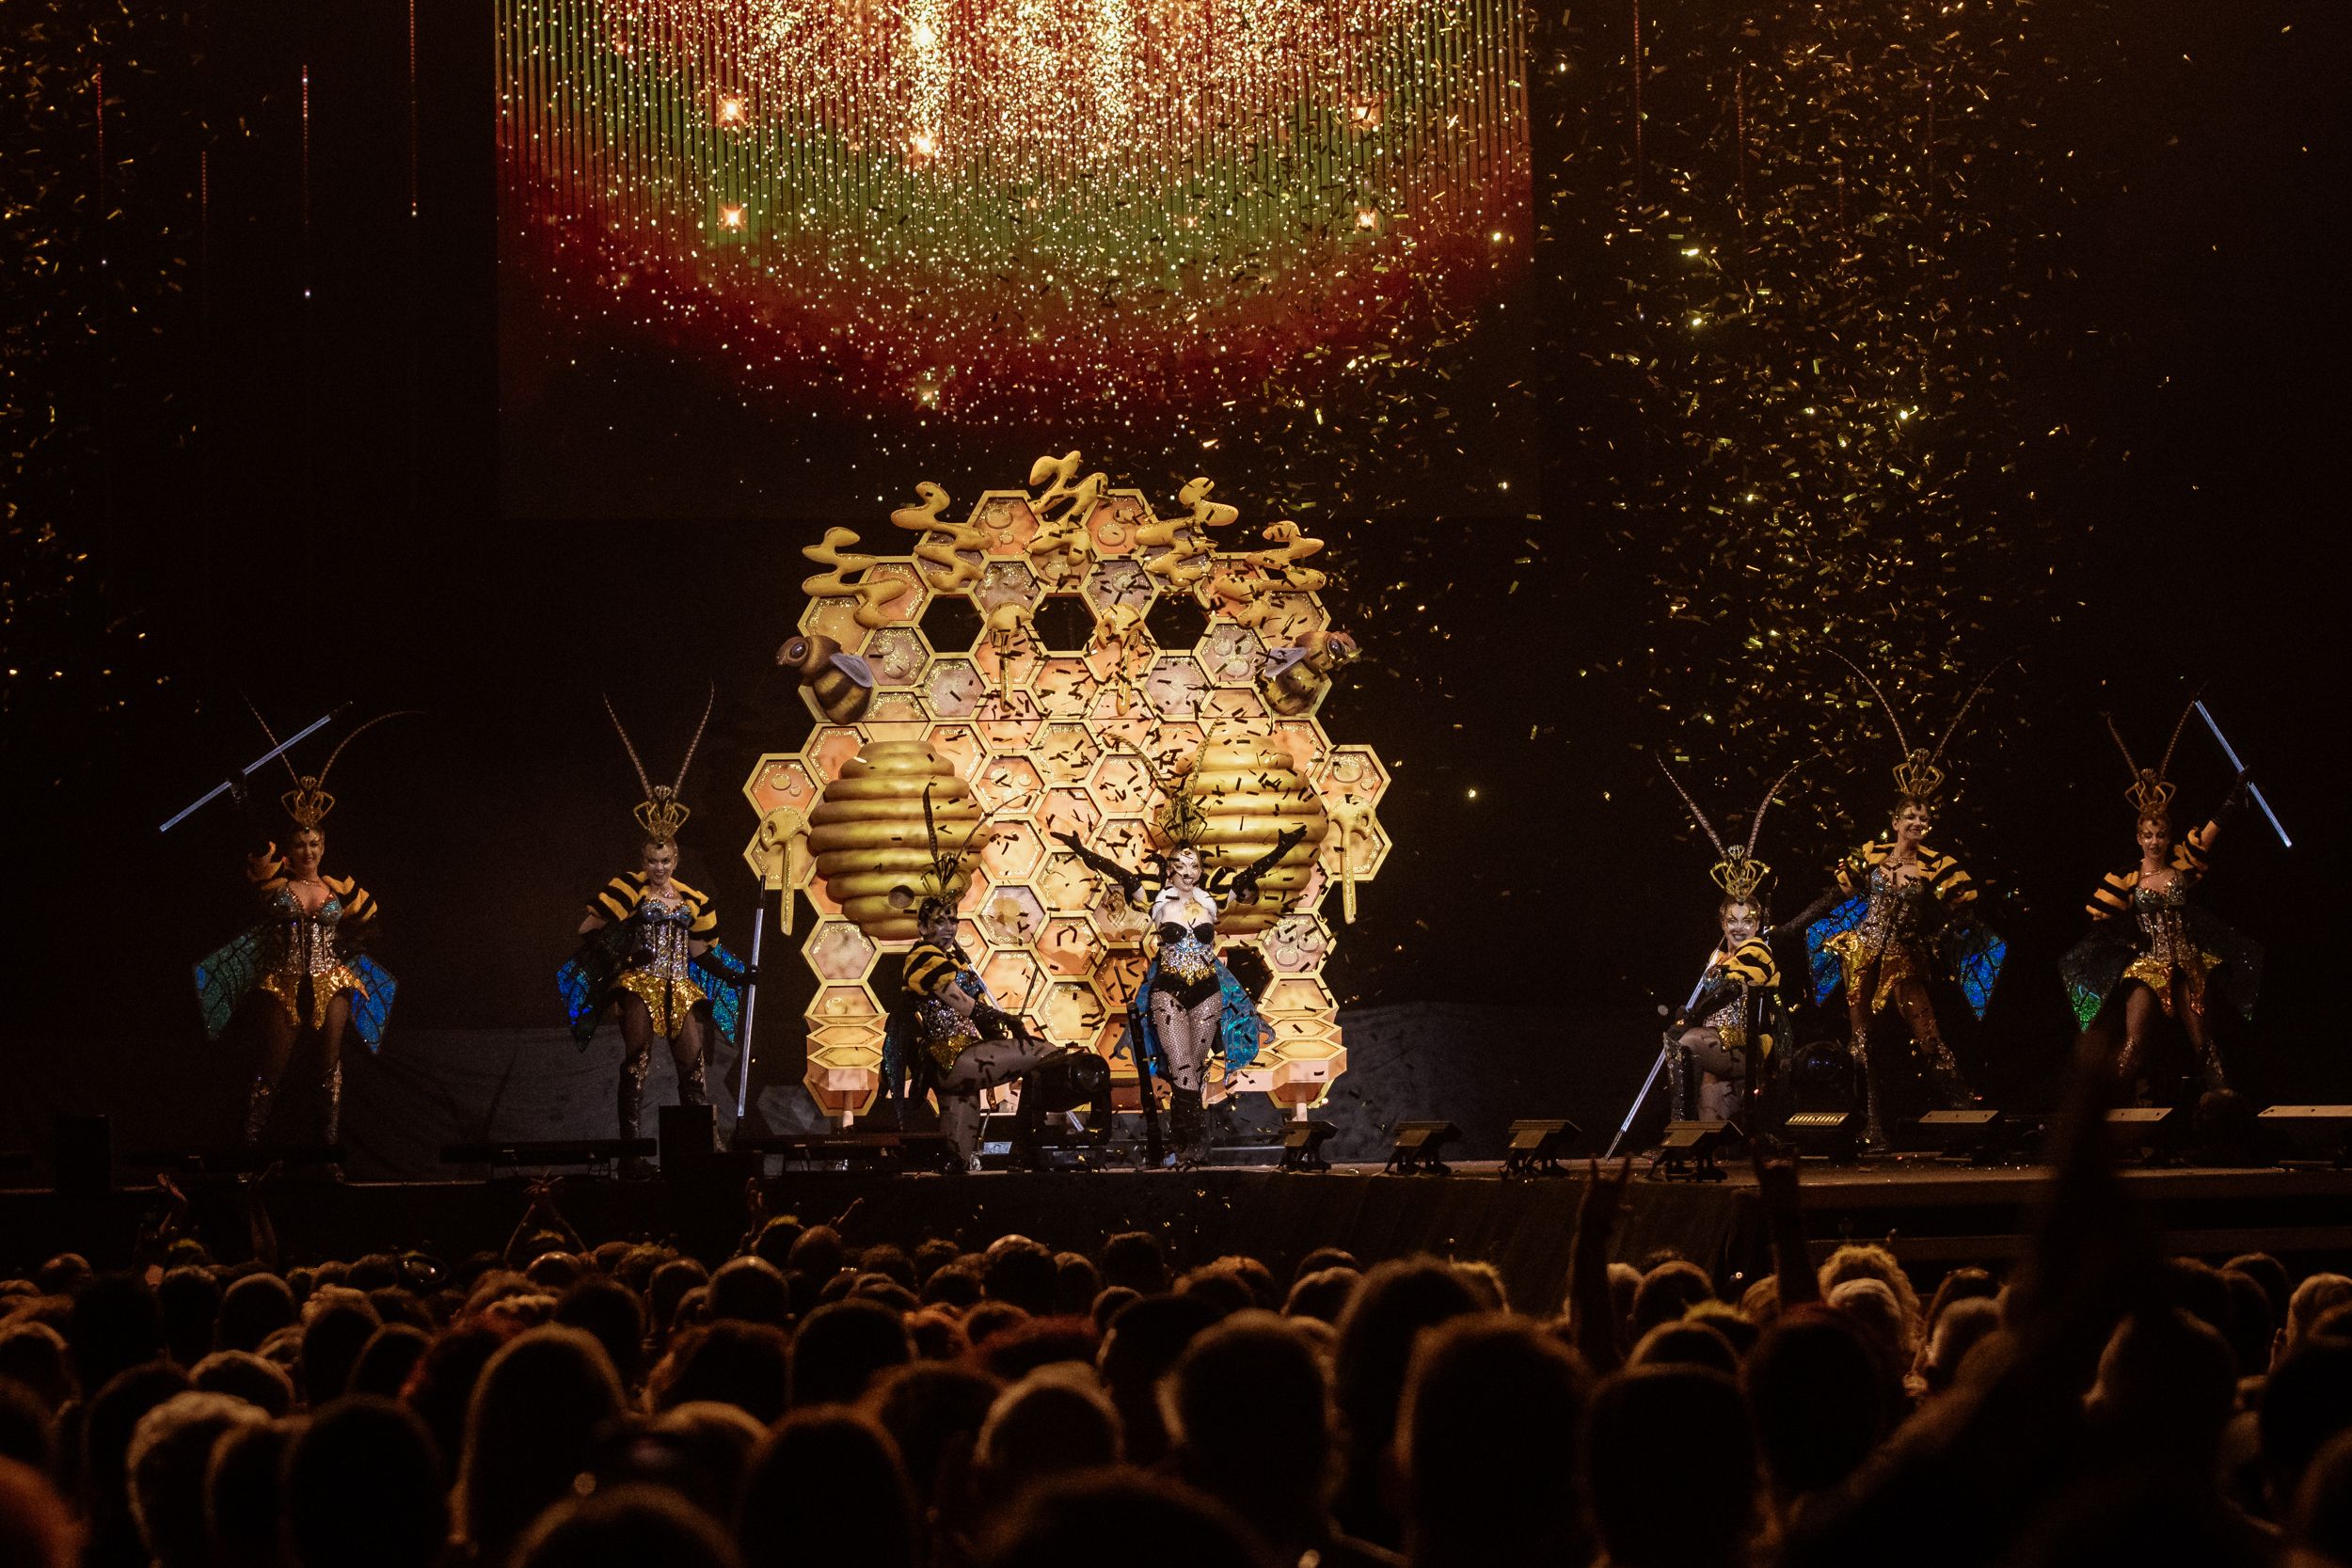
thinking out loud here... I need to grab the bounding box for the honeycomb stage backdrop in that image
[6,0,2352,1156]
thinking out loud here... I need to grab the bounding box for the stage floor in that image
[6,1155,2346,1309]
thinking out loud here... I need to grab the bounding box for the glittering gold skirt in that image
[612,969,707,1036]
[2123,950,2217,1019]
[258,966,367,1030]
[1824,931,1922,1015]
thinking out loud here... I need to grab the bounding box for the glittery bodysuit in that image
[914,948,993,1071]
[2123,878,2216,1018]
[1825,863,1935,1012]
[256,884,368,1029]
[613,896,707,1035]
[1150,890,1223,1009]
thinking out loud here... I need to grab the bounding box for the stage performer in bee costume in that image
[1803,657,2010,1151]
[192,709,408,1152]
[2061,699,2261,1101]
[559,689,748,1164]
[882,792,1110,1172]
[1057,773,1303,1167]
[1658,761,1801,1125]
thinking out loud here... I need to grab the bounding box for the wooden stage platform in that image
[6,1156,2347,1310]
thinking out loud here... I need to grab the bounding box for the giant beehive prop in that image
[743,455,1391,1124]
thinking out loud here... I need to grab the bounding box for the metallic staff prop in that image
[158,706,346,833]
[1606,964,1714,1159]
[735,887,769,1127]
[2195,700,2292,848]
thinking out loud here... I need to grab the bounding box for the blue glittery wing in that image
[1941,917,2006,1021]
[558,924,633,1050]
[694,942,746,1049]
[347,956,398,1052]
[1216,961,1269,1074]
[1804,897,1867,1006]
[192,927,263,1041]
[2059,931,2132,1031]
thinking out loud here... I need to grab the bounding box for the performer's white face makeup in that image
[1891,803,1932,846]
[642,840,677,885]
[2137,815,2171,857]
[1168,848,1201,890]
[1721,902,1760,945]
[287,830,324,877]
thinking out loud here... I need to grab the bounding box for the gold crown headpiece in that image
[606,685,714,847]
[1657,756,1801,907]
[248,703,418,832]
[2106,692,2200,820]
[1830,650,2010,807]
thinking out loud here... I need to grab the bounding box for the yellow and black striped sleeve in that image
[1833,846,1873,897]
[903,942,962,998]
[2088,869,2136,922]
[591,874,643,923]
[1722,936,1779,990]
[675,880,719,937]
[2174,821,2218,876]
[248,842,286,894]
[1927,853,1977,907]
[328,875,378,927]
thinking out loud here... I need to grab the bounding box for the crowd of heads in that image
[6,1197,2352,1568]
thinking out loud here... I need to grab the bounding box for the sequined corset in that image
[1701,969,1745,1031]
[631,899,697,981]
[263,886,346,980]
[1853,863,1935,958]
[916,962,989,1055]
[2133,880,2198,970]
[1156,922,1219,985]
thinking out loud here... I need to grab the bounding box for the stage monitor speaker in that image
[1383,1120,1460,1175]
[660,1104,719,1175]
[52,1116,112,1196]
[1653,1119,1740,1181]
[2105,1106,2184,1164]
[1913,1108,2004,1162]
[1779,1110,1859,1165]
[1279,1121,1339,1173]
[1502,1118,1580,1176]
[2256,1105,2352,1166]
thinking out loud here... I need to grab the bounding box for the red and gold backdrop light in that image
[497,0,1529,420]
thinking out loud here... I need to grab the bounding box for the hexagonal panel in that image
[1093,951,1148,1008]
[864,626,929,687]
[926,721,984,781]
[865,690,927,726]
[1089,494,1155,555]
[1199,687,1272,732]
[805,726,866,783]
[810,984,881,1024]
[1262,912,1333,974]
[1035,915,1099,978]
[799,594,871,652]
[1087,881,1150,945]
[743,753,820,817]
[970,633,1042,691]
[1263,975,1337,1013]
[1266,720,1328,777]
[1038,849,1099,915]
[974,558,1042,614]
[925,657,988,718]
[1252,592,1329,645]
[804,920,879,983]
[971,754,1043,816]
[1143,654,1209,720]
[861,561,930,627]
[1316,744,1390,808]
[971,494,1039,557]
[1041,978,1109,1047]
[1090,752,1154,816]
[1032,721,1103,786]
[977,883,1044,948]
[1083,556,1154,617]
[1039,786,1102,845]
[1198,622,1264,686]
[1026,657,1101,720]
[978,820,1044,882]
[980,949,1046,1011]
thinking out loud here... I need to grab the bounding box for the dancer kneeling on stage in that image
[2061,701,2262,1102]
[1658,760,1799,1127]
[193,709,408,1159]
[902,895,1094,1172]
[559,690,747,1173]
